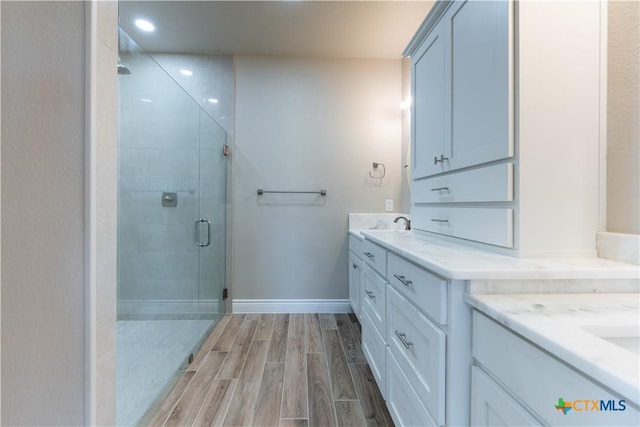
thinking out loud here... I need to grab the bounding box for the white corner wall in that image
[1,2,87,424]
[232,56,402,302]
[87,0,118,425]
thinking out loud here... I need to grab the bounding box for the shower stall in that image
[116,29,229,426]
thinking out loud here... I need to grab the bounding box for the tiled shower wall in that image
[118,51,232,315]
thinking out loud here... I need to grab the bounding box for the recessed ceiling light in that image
[135,19,155,32]
[207,98,219,104]
[140,98,153,103]
[180,69,193,77]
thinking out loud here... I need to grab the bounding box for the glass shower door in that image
[117,28,228,426]
[196,109,227,323]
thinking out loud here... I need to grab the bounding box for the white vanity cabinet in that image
[359,239,389,396]
[406,0,603,257]
[348,251,362,319]
[348,234,364,319]
[357,235,472,426]
[471,311,640,427]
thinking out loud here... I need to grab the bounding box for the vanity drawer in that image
[413,206,514,248]
[388,252,447,325]
[362,239,387,277]
[361,307,386,398]
[473,312,640,427]
[348,234,363,259]
[386,349,436,427]
[361,264,386,339]
[412,163,513,203]
[387,286,445,425]
[471,366,542,427]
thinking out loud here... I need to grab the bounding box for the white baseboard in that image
[232,299,353,314]
[118,299,219,316]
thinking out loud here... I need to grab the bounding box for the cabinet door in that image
[446,0,513,170]
[361,308,387,399]
[361,264,387,339]
[412,22,447,180]
[348,251,362,319]
[387,286,446,425]
[386,349,436,426]
[471,367,542,426]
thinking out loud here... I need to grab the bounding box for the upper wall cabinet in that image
[412,20,447,179]
[411,0,512,180]
[406,0,603,257]
[448,0,512,170]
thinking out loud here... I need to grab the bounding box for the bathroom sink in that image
[582,323,640,355]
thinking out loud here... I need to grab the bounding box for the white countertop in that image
[360,230,640,281]
[465,293,640,405]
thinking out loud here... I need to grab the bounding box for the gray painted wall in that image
[1,2,86,425]
[232,56,402,301]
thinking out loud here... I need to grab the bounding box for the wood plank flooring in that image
[147,313,394,427]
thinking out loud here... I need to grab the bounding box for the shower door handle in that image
[195,219,211,247]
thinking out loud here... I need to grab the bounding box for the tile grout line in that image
[249,331,284,426]
[214,378,238,427]
[335,314,362,407]
[280,316,293,425]
[186,318,236,427]
[159,317,234,427]
[157,372,197,427]
[225,317,260,382]
[279,334,293,423]
[211,317,245,426]
[320,315,340,426]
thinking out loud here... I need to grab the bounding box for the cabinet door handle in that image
[430,219,449,224]
[363,252,374,260]
[365,290,376,300]
[393,274,413,287]
[394,330,414,349]
[352,263,358,269]
[430,187,449,192]
[434,155,448,165]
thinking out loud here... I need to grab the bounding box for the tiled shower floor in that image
[116,319,214,426]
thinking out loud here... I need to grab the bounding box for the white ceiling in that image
[118,1,434,59]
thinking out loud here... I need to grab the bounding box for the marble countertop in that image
[360,230,640,281]
[349,229,365,241]
[348,213,410,242]
[465,293,640,405]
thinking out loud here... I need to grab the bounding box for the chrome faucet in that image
[393,216,411,230]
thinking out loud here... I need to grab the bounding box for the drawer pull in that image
[363,252,375,259]
[393,274,413,287]
[352,263,358,269]
[434,154,448,165]
[394,330,414,349]
[430,219,449,224]
[430,187,449,192]
[365,290,376,300]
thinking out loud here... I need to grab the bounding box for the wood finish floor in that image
[147,313,394,427]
